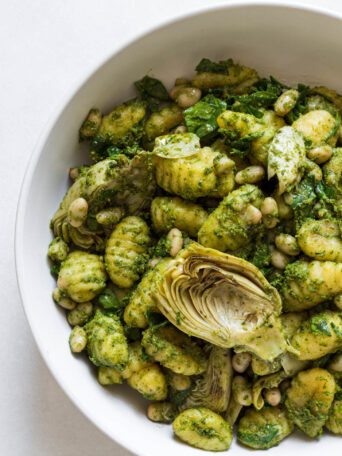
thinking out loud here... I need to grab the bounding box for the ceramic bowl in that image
[16,2,342,454]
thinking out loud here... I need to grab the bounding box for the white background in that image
[1,1,342,455]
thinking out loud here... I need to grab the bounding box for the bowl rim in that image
[14,1,342,454]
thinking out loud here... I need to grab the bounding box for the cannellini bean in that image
[232,352,252,373]
[168,372,192,391]
[275,234,300,256]
[170,86,202,109]
[274,89,299,116]
[149,257,162,269]
[283,192,294,206]
[177,88,202,109]
[264,387,281,406]
[167,228,183,257]
[52,288,76,310]
[69,167,80,180]
[334,294,342,310]
[329,353,342,372]
[261,197,278,229]
[232,376,252,406]
[171,125,188,134]
[270,246,290,269]
[244,205,262,225]
[69,326,87,353]
[235,166,265,184]
[307,145,333,164]
[67,302,93,326]
[215,156,235,175]
[96,207,123,226]
[147,402,178,423]
[68,197,88,227]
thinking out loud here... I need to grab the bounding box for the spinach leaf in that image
[310,315,332,336]
[195,58,230,74]
[135,75,170,112]
[285,83,310,123]
[219,128,264,158]
[184,94,227,139]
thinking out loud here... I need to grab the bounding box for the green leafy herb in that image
[146,310,167,329]
[184,94,227,139]
[286,83,310,123]
[135,75,170,112]
[50,264,60,276]
[124,326,142,342]
[238,424,280,446]
[149,236,171,258]
[219,128,264,158]
[316,181,336,201]
[195,58,230,74]
[310,316,332,336]
[98,287,121,311]
[249,235,272,275]
[331,322,342,340]
[253,76,289,95]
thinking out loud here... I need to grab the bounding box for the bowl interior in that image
[16,3,342,455]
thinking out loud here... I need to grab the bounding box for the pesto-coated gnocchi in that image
[173,408,233,451]
[285,368,336,437]
[153,135,235,200]
[49,58,342,452]
[198,184,263,251]
[104,216,151,288]
[57,251,107,302]
[151,196,208,236]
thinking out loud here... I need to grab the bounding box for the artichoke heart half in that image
[154,243,285,361]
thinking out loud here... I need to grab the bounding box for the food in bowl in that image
[48,57,342,451]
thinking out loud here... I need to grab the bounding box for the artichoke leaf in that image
[252,370,289,410]
[51,152,155,248]
[180,346,233,413]
[153,242,286,361]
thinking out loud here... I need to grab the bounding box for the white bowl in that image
[16,2,342,455]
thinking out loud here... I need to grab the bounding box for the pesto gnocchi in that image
[48,57,342,451]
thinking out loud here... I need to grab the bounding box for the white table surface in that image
[2,0,342,454]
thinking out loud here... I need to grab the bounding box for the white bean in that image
[264,387,281,406]
[270,246,290,269]
[261,197,278,229]
[232,352,252,373]
[329,353,342,372]
[167,228,183,257]
[149,257,162,269]
[275,233,300,256]
[67,302,93,326]
[68,198,88,227]
[52,288,76,310]
[244,205,262,225]
[171,125,188,134]
[96,207,123,226]
[274,89,299,116]
[69,326,87,353]
[69,167,80,180]
[307,145,333,164]
[173,87,202,109]
[169,373,191,391]
[235,166,265,184]
[283,192,294,206]
[215,156,235,175]
[232,376,252,406]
